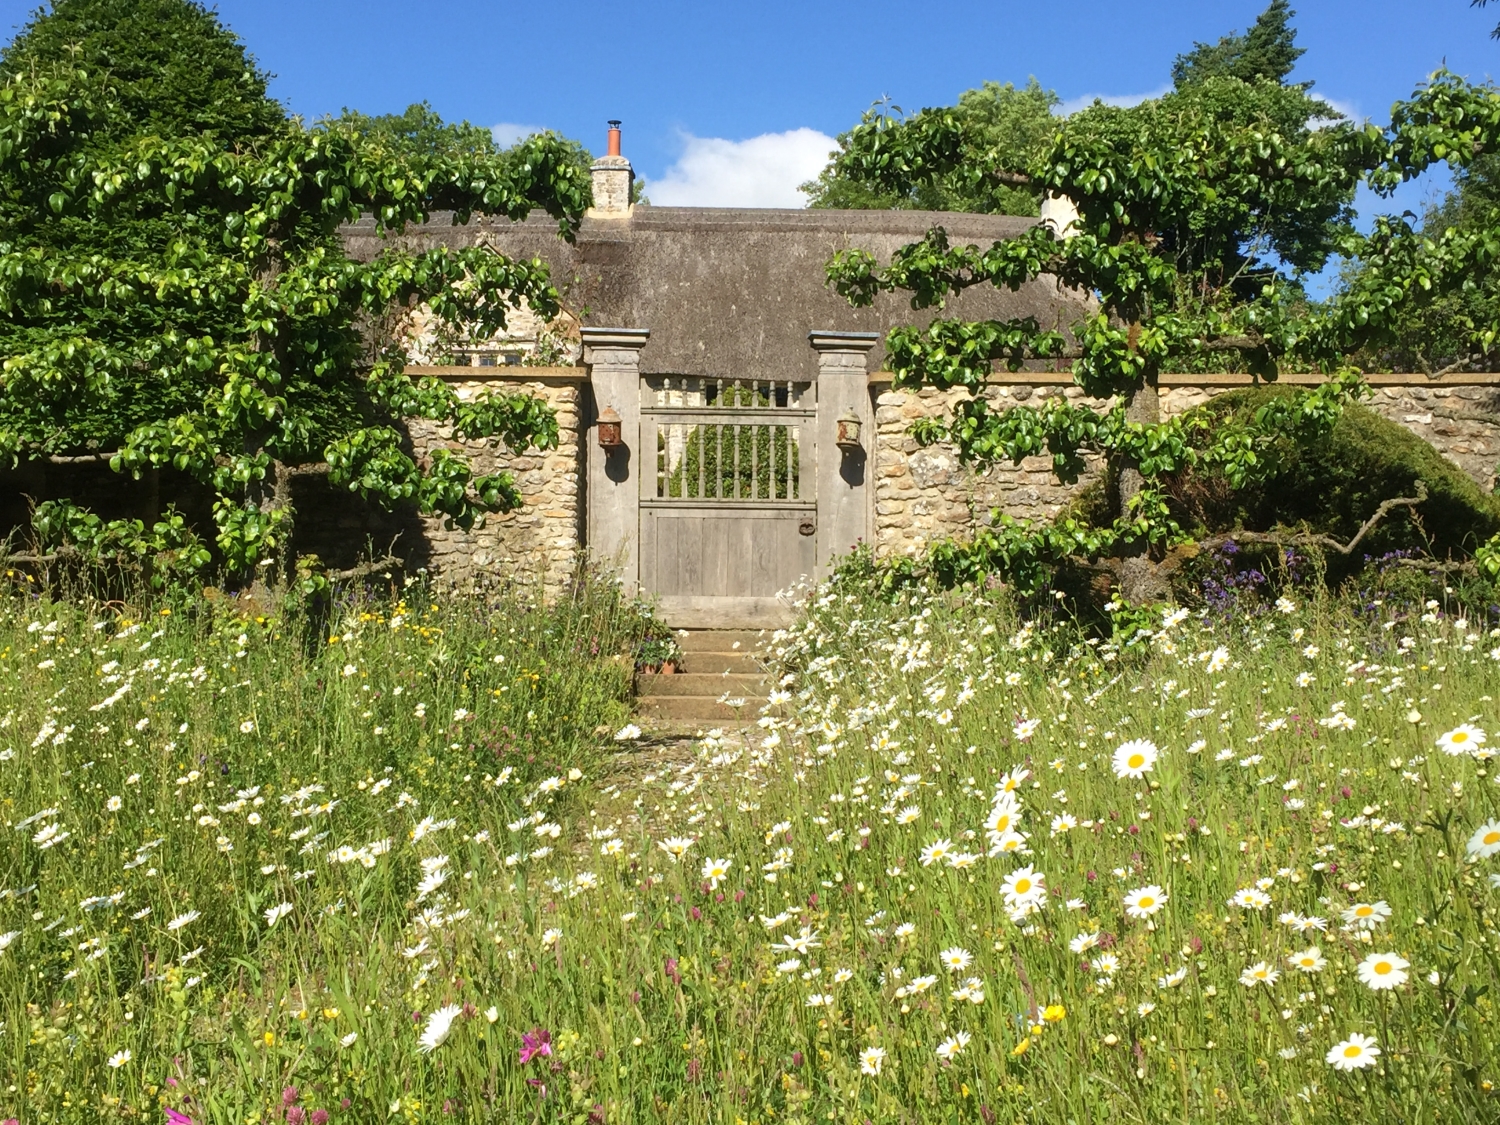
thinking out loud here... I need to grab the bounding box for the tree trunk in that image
[1116,366,1169,604]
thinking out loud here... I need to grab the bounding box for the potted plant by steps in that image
[636,636,681,675]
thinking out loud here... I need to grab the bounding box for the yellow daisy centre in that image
[1374,961,1392,975]
[1454,731,1470,743]
[1355,906,1373,917]
[1344,1045,1362,1058]
[1485,830,1500,846]
[1139,896,1155,909]
[1127,754,1145,769]
[1015,878,1031,894]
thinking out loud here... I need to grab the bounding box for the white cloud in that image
[1319,97,1361,120]
[1056,87,1172,116]
[649,128,837,208]
[491,122,545,147]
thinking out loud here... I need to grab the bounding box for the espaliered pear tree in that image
[0,0,590,582]
[824,71,1500,601]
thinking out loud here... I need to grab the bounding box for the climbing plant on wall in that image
[0,0,591,584]
[826,70,1500,601]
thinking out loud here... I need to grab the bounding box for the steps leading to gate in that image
[636,629,771,724]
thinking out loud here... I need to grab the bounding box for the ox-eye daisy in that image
[1467,820,1500,859]
[1112,740,1159,779]
[1123,885,1168,919]
[1326,1032,1380,1071]
[1356,952,1410,991]
[1437,724,1486,756]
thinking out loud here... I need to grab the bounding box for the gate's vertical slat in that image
[640,413,653,501]
[731,380,740,500]
[750,385,760,500]
[751,511,778,592]
[662,515,682,594]
[680,516,703,592]
[715,382,724,500]
[767,414,777,501]
[799,381,816,503]
[696,379,707,500]
[785,381,795,500]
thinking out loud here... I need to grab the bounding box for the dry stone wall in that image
[869,374,1500,560]
[388,369,1500,587]
[407,370,585,595]
[872,378,1110,560]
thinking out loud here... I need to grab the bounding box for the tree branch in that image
[1429,354,1487,378]
[1198,482,1428,558]
[991,170,1034,187]
[326,554,404,582]
[43,452,115,464]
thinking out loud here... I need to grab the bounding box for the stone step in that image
[637,695,764,722]
[674,629,763,654]
[636,672,765,698]
[680,651,760,675]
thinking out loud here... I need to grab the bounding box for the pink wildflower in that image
[519,1028,553,1065]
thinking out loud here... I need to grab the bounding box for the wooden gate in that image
[639,375,816,627]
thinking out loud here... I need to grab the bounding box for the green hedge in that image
[1177,386,1500,561]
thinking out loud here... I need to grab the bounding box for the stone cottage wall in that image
[869,372,1500,560]
[405,368,585,595]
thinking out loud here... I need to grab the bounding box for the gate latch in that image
[798,520,815,536]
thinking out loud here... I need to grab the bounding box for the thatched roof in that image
[344,206,1087,381]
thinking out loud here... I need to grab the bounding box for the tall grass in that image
[2,571,1499,1123]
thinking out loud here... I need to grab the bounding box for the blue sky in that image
[1,0,1497,219]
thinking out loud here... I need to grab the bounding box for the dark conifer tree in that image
[1172,1,1307,89]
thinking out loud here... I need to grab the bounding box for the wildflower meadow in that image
[2,571,1500,1123]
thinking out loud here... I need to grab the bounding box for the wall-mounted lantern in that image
[596,406,624,450]
[835,408,863,451]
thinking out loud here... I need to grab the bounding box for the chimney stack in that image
[589,120,633,218]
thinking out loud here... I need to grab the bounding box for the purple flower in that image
[166,1111,194,1125]
[519,1028,553,1066]
[310,1112,329,1125]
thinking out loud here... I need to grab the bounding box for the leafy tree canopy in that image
[1172,0,1307,89]
[328,101,502,158]
[801,79,1060,215]
[1344,147,1500,374]
[826,65,1500,600]
[0,0,592,585]
[0,0,284,145]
